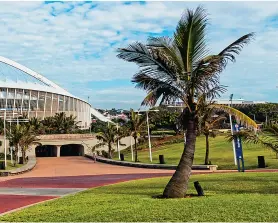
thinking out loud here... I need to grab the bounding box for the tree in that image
[117,6,254,198]
[149,105,180,134]
[91,120,107,133]
[7,124,38,164]
[198,104,226,165]
[28,117,45,134]
[92,124,123,159]
[227,124,278,158]
[127,109,146,162]
[41,112,80,134]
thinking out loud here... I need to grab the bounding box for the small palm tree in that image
[227,124,278,158]
[28,117,44,134]
[198,104,226,165]
[7,124,38,164]
[117,6,255,198]
[128,109,146,162]
[92,124,123,159]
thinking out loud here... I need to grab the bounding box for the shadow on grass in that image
[152,193,207,199]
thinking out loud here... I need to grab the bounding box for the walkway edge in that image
[0,156,37,177]
[85,154,218,171]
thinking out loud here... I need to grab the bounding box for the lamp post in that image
[138,109,159,162]
[116,122,120,160]
[3,109,6,168]
[229,94,237,166]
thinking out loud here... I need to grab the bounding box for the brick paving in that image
[0,157,175,215]
[0,194,57,214]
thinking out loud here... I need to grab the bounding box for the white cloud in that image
[0,1,278,108]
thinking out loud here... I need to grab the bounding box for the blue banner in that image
[232,123,245,172]
[233,123,243,159]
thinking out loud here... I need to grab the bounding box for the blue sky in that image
[1,1,278,109]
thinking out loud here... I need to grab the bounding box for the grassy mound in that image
[120,135,278,170]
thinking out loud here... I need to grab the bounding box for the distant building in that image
[164,99,268,107]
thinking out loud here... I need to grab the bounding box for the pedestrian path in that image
[0,157,174,215]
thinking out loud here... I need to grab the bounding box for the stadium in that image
[0,56,108,129]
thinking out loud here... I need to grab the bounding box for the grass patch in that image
[0,159,23,171]
[2,172,278,222]
[121,135,278,170]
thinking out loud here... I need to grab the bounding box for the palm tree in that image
[227,124,278,158]
[41,112,80,134]
[117,6,255,198]
[128,109,146,162]
[7,124,38,164]
[92,124,123,159]
[28,117,45,134]
[198,104,226,165]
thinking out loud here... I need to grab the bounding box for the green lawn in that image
[121,135,278,170]
[2,172,278,222]
[0,159,23,171]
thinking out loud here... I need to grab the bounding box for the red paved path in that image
[0,157,175,215]
[0,173,173,188]
[0,195,57,214]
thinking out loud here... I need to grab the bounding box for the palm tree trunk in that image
[163,117,197,198]
[14,146,18,165]
[108,143,112,159]
[204,134,209,165]
[22,148,26,164]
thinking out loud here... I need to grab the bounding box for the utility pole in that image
[116,122,120,160]
[146,111,152,162]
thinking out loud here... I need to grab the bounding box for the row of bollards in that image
[119,154,166,164]
[120,155,267,167]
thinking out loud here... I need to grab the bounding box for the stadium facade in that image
[0,56,108,129]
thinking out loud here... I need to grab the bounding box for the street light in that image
[137,109,159,162]
[0,109,7,168]
[116,122,120,160]
[229,94,237,166]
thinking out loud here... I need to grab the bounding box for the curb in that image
[85,154,218,171]
[0,156,37,177]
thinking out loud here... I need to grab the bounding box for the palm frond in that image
[226,130,259,143]
[218,33,255,66]
[174,6,209,76]
[212,104,257,129]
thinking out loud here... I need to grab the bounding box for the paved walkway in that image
[0,157,175,215]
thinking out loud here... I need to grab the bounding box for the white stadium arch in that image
[0,56,109,128]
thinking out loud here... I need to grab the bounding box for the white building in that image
[0,56,108,129]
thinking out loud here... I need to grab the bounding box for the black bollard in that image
[194,181,204,196]
[120,153,124,161]
[258,156,266,168]
[0,161,5,170]
[159,155,165,164]
[19,157,24,164]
